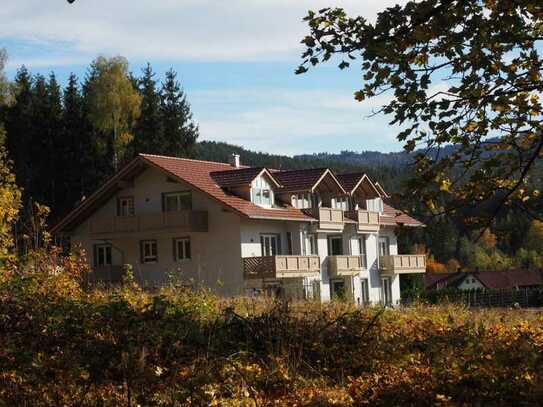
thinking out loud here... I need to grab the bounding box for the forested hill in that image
[195,141,412,192]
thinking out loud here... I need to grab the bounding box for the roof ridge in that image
[139,153,248,168]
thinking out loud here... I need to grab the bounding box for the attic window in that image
[251,176,273,207]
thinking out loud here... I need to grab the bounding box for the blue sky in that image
[1,0,408,155]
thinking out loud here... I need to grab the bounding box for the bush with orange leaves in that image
[2,250,543,406]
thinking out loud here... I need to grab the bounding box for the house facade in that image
[52,153,426,305]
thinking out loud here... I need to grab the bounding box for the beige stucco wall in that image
[70,166,243,296]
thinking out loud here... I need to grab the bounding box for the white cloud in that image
[1,0,407,63]
[189,88,403,154]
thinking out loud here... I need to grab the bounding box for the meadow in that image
[1,251,543,406]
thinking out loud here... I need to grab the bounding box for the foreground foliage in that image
[1,253,543,406]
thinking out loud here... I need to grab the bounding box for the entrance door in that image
[382,277,392,305]
[328,236,343,255]
[261,234,279,256]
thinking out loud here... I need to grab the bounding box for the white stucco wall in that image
[71,166,243,295]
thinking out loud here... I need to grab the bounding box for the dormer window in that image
[251,176,273,207]
[292,192,311,209]
[332,196,349,211]
[366,197,384,213]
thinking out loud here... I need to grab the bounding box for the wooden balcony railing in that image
[328,255,366,277]
[243,255,320,280]
[346,210,380,232]
[88,210,208,234]
[379,254,426,275]
[305,207,344,230]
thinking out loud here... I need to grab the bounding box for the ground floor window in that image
[381,277,392,305]
[360,278,370,305]
[140,240,158,263]
[174,237,191,261]
[93,244,112,267]
[330,279,346,300]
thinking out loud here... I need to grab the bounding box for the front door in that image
[261,234,279,256]
[328,236,343,255]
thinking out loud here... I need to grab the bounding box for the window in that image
[140,240,158,263]
[117,196,134,216]
[174,237,191,261]
[331,279,346,300]
[381,277,392,305]
[328,236,343,256]
[93,244,112,267]
[379,236,390,257]
[332,196,349,211]
[286,232,293,255]
[292,192,312,209]
[359,236,367,267]
[308,234,318,255]
[360,278,370,305]
[261,234,280,256]
[366,198,384,213]
[163,191,192,212]
[251,176,273,207]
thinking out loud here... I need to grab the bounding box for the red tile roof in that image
[141,154,312,221]
[426,270,543,290]
[210,167,277,188]
[273,168,344,193]
[51,153,424,233]
[381,202,424,227]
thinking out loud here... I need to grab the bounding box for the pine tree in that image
[5,67,34,196]
[160,69,198,157]
[133,63,162,155]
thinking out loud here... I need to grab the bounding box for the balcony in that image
[346,210,380,232]
[86,265,125,284]
[88,210,208,234]
[243,255,320,280]
[328,255,366,278]
[305,207,344,230]
[379,254,426,275]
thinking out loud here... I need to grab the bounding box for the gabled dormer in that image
[211,167,281,208]
[273,168,347,210]
[337,173,384,213]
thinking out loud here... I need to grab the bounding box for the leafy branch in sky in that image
[298,0,543,230]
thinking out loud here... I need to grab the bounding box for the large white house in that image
[52,153,426,305]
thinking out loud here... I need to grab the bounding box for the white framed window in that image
[378,236,390,257]
[360,278,370,305]
[174,237,191,262]
[366,198,384,213]
[292,192,313,209]
[261,234,280,256]
[94,244,112,267]
[251,176,274,207]
[308,234,318,255]
[163,191,192,212]
[332,196,349,211]
[117,196,134,216]
[359,236,367,268]
[140,240,158,263]
[381,277,392,305]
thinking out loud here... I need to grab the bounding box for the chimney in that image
[229,153,241,168]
